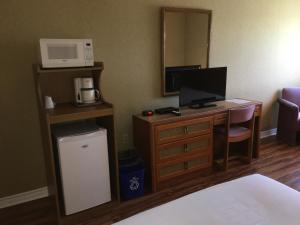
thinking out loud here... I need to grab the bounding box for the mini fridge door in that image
[56,129,111,215]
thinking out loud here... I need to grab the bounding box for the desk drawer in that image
[155,117,213,145]
[157,153,211,182]
[157,135,211,162]
[213,113,227,125]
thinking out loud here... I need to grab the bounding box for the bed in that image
[113,174,300,225]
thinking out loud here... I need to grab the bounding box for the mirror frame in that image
[161,7,212,96]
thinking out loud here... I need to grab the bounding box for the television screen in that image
[179,67,227,107]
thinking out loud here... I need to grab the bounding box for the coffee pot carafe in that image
[74,77,100,104]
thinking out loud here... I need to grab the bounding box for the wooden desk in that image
[133,100,262,192]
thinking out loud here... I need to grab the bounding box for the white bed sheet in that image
[113,174,300,225]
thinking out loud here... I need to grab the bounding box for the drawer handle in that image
[184,144,188,152]
[184,127,189,134]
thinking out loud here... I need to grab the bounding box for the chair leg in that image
[223,140,229,170]
[247,137,253,163]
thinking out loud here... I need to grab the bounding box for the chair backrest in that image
[229,105,256,124]
[282,87,300,108]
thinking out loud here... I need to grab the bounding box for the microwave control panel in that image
[84,40,94,66]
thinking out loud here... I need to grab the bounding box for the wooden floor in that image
[2,138,300,225]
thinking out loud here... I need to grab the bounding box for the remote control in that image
[171,110,181,116]
[155,107,179,114]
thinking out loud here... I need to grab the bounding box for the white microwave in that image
[39,39,94,68]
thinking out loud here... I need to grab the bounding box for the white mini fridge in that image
[53,123,111,215]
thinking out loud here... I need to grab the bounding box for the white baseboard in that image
[0,186,49,209]
[260,128,277,139]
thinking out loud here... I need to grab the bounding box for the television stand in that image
[189,103,217,109]
[133,99,262,192]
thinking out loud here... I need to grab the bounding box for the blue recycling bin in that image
[119,152,144,200]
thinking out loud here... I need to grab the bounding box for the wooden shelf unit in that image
[46,102,114,124]
[36,62,104,74]
[33,62,120,225]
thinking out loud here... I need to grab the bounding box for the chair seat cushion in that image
[215,126,251,138]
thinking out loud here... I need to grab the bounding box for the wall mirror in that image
[161,7,212,96]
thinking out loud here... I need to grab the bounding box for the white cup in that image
[45,96,55,109]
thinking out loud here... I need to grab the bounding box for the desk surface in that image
[135,99,262,125]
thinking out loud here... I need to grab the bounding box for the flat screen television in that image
[179,67,227,108]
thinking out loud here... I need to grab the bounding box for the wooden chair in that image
[215,105,256,170]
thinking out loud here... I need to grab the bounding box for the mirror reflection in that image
[162,8,211,96]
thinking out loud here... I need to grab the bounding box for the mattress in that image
[113,174,300,225]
